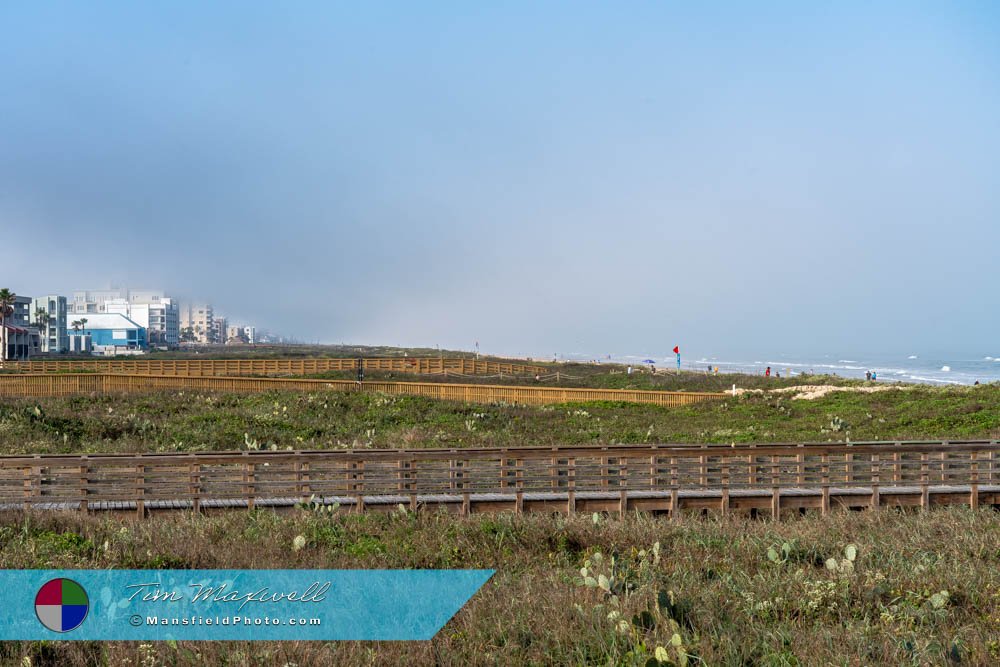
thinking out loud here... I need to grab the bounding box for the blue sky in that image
[1,2,998,359]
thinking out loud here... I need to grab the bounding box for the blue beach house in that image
[72,313,147,351]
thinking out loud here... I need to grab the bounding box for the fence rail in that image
[1,440,997,517]
[0,357,549,377]
[0,373,726,406]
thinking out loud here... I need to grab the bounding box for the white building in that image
[74,289,178,347]
[31,295,69,353]
[68,333,92,355]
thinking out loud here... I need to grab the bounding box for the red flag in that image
[672,346,679,354]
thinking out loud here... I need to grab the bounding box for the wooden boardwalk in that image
[1,440,997,519]
[0,373,726,407]
[0,357,548,377]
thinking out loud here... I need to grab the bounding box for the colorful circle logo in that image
[35,578,89,633]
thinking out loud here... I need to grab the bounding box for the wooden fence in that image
[0,357,548,377]
[1,440,997,517]
[0,373,726,406]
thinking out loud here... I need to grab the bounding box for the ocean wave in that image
[838,360,858,363]
[904,375,964,385]
[941,366,951,372]
[908,355,918,359]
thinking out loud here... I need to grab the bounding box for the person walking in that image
[765,366,771,378]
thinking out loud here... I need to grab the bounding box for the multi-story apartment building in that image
[74,289,179,347]
[30,295,69,353]
[180,303,214,344]
[210,316,228,346]
[11,295,32,327]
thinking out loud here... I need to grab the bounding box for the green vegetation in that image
[1,508,998,665]
[0,382,998,455]
[3,365,1000,665]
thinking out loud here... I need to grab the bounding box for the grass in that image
[0,382,998,455]
[302,363,863,392]
[1,508,999,665]
[3,365,1000,665]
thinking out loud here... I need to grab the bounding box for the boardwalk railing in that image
[0,373,726,406]
[0,357,548,377]
[1,441,997,517]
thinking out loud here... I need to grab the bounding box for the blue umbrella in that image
[643,359,656,364]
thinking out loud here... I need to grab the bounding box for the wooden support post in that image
[22,466,31,511]
[970,451,979,510]
[920,453,929,511]
[189,462,201,514]
[770,455,779,520]
[567,457,576,514]
[79,461,89,512]
[298,461,312,504]
[795,453,804,486]
[135,463,145,518]
[601,456,609,491]
[721,461,730,514]
[670,488,679,520]
[821,454,830,515]
[245,461,256,511]
[871,453,880,512]
[355,460,365,513]
[515,458,524,514]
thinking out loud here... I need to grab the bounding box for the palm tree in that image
[79,318,88,336]
[34,307,51,352]
[0,288,16,361]
[71,320,82,333]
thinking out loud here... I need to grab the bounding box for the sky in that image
[1,2,998,360]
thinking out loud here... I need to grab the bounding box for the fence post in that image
[619,458,628,517]
[970,451,979,510]
[79,459,89,512]
[189,462,201,514]
[720,458,730,515]
[515,458,524,513]
[770,455,780,520]
[22,466,32,511]
[136,463,145,518]
[821,454,830,515]
[567,457,576,514]
[920,452,929,510]
[870,453,880,512]
[244,459,256,511]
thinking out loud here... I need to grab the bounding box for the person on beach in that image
[765,366,771,377]
[627,365,633,375]
[872,371,877,381]
[866,370,871,381]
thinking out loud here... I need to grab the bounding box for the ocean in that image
[554,352,1000,386]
